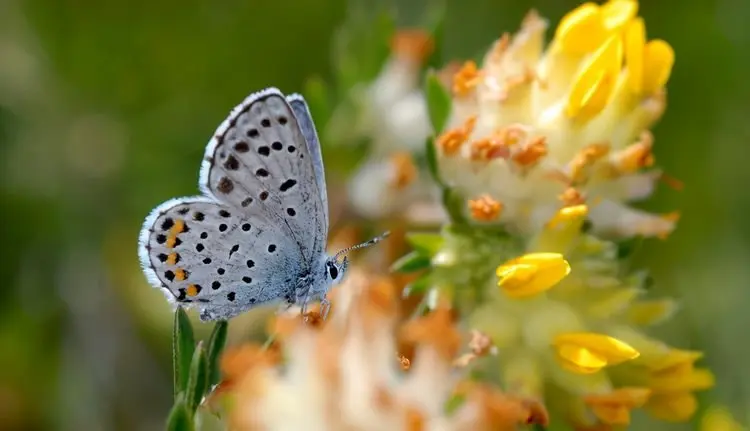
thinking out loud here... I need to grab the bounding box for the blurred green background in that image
[1,0,748,429]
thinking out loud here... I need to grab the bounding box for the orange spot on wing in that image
[167,253,179,265]
[170,219,186,234]
[186,284,200,297]
[175,269,187,281]
[166,219,185,249]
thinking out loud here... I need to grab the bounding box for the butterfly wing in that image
[286,94,328,234]
[138,197,303,321]
[199,88,328,263]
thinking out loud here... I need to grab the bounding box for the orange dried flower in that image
[469,195,504,222]
[512,136,548,167]
[453,60,481,97]
[437,116,478,155]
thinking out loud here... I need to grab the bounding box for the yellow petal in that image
[497,253,571,298]
[533,205,589,253]
[566,35,623,120]
[547,204,589,230]
[641,39,675,95]
[649,367,715,392]
[554,3,608,55]
[584,387,651,425]
[600,0,639,31]
[647,349,704,372]
[625,18,646,94]
[646,391,698,422]
[553,332,640,374]
[555,343,607,374]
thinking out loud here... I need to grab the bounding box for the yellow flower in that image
[553,333,640,374]
[436,0,676,239]
[423,203,711,427]
[496,253,571,298]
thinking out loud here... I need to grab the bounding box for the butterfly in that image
[138,88,387,321]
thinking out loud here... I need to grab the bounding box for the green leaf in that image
[442,188,468,225]
[424,137,443,185]
[173,307,195,399]
[405,232,444,256]
[403,273,433,297]
[391,251,431,273]
[166,394,194,431]
[206,320,228,387]
[443,393,466,415]
[424,71,452,134]
[186,341,209,413]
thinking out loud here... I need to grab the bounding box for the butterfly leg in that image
[320,297,331,320]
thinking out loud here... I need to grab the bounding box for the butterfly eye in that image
[328,263,339,280]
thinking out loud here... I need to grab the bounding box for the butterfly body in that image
[138,88,348,321]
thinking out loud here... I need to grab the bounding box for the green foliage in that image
[424,71,452,134]
[391,251,432,273]
[206,321,228,387]
[405,232,444,256]
[186,342,209,412]
[166,394,193,431]
[170,310,229,430]
[173,307,195,398]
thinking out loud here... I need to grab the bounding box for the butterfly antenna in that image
[334,231,390,261]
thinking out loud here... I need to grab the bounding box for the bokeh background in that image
[1,0,748,429]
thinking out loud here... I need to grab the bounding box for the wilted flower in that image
[435,0,677,238]
[217,268,549,431]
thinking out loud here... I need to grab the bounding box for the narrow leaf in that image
[391,251,432,273]
[424,71,452,134]
[403,273,433,297]
[406,232,444,256]
[424,137,443,185]
[443,393,466,415]
[442,188,468,225]
[173,307,195,398]
[166,394,194,431]
[186,341,209,413]
[206,320,228,387]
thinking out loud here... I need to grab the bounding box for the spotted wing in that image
[286,93,328,234]
[138,197,304,321]
[198,88,328,264]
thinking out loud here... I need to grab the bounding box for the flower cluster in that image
[414,203,713,426]
[217,269,548,431]
[436,0,677,238]
[387,0,713,427]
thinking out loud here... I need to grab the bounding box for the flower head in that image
[406,200,711,427]
[435,0,677,239]
[217,268,549,431]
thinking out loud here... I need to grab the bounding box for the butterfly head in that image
[325,231,390,285]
